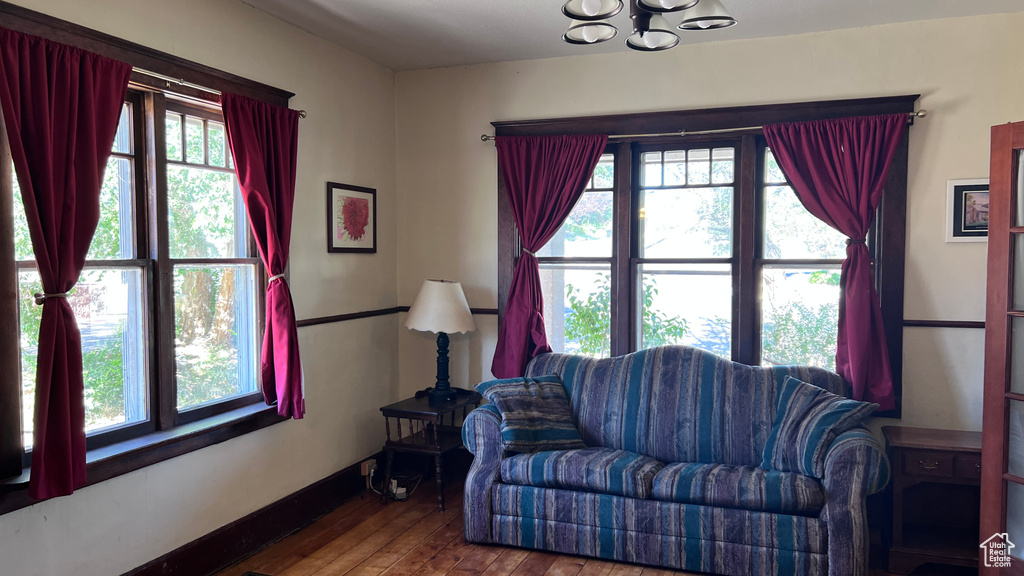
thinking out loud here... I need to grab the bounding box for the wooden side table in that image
[380,391,482,511]
[883,426,982,574]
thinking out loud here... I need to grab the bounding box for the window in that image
[538,154,614,356]
[759,149,846,370]
[504,98,910,416]
[7,93,263,455]
[164,102,260,420]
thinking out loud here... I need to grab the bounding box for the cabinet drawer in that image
[903,450,954,477]
[956,453,982,480]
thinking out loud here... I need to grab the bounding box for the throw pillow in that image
[761,375,878,478]
[475,375,586,453]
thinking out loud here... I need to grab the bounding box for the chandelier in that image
[562,0,736,52]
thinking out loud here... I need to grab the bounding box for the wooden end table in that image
[380,391,482,511]
[883,425,982,574]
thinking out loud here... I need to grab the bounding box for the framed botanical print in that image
[326,181,376,253]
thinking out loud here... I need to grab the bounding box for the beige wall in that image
[396,12,1024,429]
[0,0,399,574]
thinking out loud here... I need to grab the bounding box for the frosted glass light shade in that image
[626,14,679,51]
[562,0,623,20]
[564,20,618,44]
[678,0,737,30]
[406,279,477,334]
[637,0,699,13]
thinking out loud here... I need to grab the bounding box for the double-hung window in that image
[7,91,264,458]
[500,98,910,416]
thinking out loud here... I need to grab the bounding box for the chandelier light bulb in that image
[638,0,699,13]
[581,0,602,16]
[678,0,737,30]
[643,32,659,49]
[582,25,600,43]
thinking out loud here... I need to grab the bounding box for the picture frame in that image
[946,178,989,243]
[326,181,377,253]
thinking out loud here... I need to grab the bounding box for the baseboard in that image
[121,451,383,576]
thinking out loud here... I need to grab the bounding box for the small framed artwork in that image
[326,181,376,253]
[946,178,989,243]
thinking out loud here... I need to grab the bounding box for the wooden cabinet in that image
[884,426,982,574]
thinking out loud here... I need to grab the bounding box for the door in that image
[982,121,1024,575]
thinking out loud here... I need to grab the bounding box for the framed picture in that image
[326,181,376,253]
[946,178,989,243]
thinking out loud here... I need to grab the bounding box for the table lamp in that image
[406,279,478,402]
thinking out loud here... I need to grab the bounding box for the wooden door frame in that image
[981,121,1024,575]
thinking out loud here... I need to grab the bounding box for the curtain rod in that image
[132,68,307,118]
[480,110,928,142]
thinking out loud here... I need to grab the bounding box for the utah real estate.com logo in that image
[981,533,1015,568]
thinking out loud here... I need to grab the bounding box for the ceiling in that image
[239,0,1024,72]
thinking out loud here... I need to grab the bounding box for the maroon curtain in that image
[222,93,304,419]
[0,28,130,498]
[491,134,608,378]
[763,114,906,411]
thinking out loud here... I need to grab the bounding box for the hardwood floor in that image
[213,476,971,576]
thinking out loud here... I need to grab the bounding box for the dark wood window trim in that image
[0,1,293,107]
[0,2,293,504]
[0,404,286,516]
[495,95,916,418]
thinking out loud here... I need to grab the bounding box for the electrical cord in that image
[368,465,422,501]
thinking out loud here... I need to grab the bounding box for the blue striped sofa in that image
[462,346,889,576]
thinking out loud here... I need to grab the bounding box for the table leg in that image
[434,454,445,512]
[381,448,395,505]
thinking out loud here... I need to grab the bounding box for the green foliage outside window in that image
[564,274,688,357]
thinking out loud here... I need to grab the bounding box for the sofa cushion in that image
[500,448,664,499]
[525,346,849,467]
[761,376,878,478]
[652,462,825,516]
[476,375,586,453]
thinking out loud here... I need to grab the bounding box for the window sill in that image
[0,403,286,515]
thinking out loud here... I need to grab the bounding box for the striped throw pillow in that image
[475,375,586,453]
[761,376,878,478]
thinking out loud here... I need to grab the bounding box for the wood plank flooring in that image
[214,477,968,576]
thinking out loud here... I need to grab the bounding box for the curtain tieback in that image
[269,273,286,283]
[33,292,68,305]
[846,239,866,246]
[521,248,537,257]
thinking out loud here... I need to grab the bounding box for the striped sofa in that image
[462,346,889,576]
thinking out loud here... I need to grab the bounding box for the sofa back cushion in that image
[525,345,847,467]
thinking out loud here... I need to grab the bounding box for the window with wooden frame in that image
[496,96,913,417]
[0,1,294,508]
[4,92,265,462]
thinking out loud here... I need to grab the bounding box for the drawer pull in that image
[977,462,982,469]
[918,458,941,470]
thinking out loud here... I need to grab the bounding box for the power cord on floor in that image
[367,464,422,502]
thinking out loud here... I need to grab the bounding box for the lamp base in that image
[414,386,476,403]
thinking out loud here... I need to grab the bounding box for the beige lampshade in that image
[405,279,477,334]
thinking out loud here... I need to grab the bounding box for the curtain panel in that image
[763,114,907,411]
[0,27,131,498]
[222,93,304,419]
[491,134,608,378]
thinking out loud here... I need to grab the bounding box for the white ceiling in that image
[239,0,1024,71]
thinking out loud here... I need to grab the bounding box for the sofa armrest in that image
[821,427,890,576]
[823,427,890,496]
[462,404,503,543]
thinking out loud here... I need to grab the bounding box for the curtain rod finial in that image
[481,134,494,142]
[298,110,307,119]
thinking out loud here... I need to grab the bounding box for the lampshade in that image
[562,0,623,21]
[626,13,679,51]
[406,279,477,334]
[563,19,618,45]
[637,0,699,13]
[678,0,737,30]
